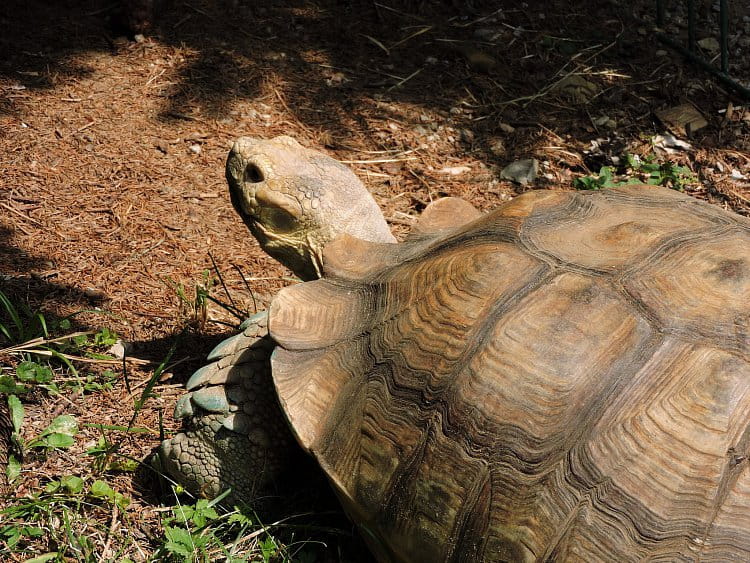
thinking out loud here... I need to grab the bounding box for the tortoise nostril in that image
[244,164,264,183]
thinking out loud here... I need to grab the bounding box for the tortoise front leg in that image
[156,312,296,505]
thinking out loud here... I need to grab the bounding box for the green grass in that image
[0,289,360,562]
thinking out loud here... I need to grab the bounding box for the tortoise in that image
[159,135,750,561]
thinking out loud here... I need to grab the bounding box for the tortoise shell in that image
[268,185,750,561]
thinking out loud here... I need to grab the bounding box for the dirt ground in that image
[1,0,749,560]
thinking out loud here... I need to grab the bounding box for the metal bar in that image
[687,0,696,52]
[720,0,729,73]
[656,0,665,27]
[656,32,750,99]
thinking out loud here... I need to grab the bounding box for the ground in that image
[0,0,748,561]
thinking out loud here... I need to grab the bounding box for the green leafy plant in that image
[575,154,697,191]
[6,395,80,482]
[153,493,291,563]
[0,360,55,395]
[0,475,132,557]
[573,165,623,190]
[159,496,231,562]
[624,154,696,191]
[89,479,130,510]
[165,270,215,330]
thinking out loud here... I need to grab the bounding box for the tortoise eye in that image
[244,164,264,183]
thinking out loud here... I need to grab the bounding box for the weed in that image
[0,475,132,558]
[573,165,625,190]
[0,291,49,345]
[165,271,215,330]
[575,153,697,191]
[6,394,79,483]
[624,154,696,190]
[154,492,290,563]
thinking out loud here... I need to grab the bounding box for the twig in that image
[0,202,43,226]
[185,3,211,18]
[409,169,434,201]
[388,68,422,91]
[0,332,93,355]
[389,26,433,50]
[361,34,389,55]
[50,388,83,419]
[208,252,238,313]
[453,8,505,28]
[85,3,118,16]
[233,264,259,314]
[273,88,313,134]
[101,501,119,561]
[76,121,97,133]
[339,156,418,164]
[145,67,167,88]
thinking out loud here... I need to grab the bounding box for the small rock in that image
[264,51,287,61]
[189,144,202,155]
[84,287,107,300]
[107,340,132,360]
[458,46,497,73]
[499,122,515,134]
[656,49,668,56]
[382,162,402,175]
[325,72,346,86]
[655,103,707,136]
[698,37,720,53]
[473,28,499,41]
[552,75,599,104]
[500,159,539,185]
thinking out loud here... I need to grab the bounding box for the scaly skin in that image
[157,313,297,504]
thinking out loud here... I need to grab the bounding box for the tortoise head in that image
[226,136,395,280]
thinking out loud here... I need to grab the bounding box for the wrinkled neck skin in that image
[244,217,324,281]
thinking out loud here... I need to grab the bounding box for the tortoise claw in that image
[206,332,246,362]
[173,394,194,418]
[205,311,269,362]
[186,363,215,391]
[238,310,269,331]
[190,386,231,414]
